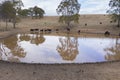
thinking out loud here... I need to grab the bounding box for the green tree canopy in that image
[33,6,45,19]
[0,0,23,29]
[56,0,81,27]
[0,1,15,30]
[18,9,30,17]
[107,0,120,27]
[27,6,45,19]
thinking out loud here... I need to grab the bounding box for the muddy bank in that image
[0,27,119,40]
[0,61,120,80]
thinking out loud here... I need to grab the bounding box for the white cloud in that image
[22,0,61,16]
[80,0,110,14]
[0,0,110,15]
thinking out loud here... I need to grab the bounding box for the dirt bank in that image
[0,61,120,80]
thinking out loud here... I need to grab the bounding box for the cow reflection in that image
[57,35,79,61]
[105,38,120,61]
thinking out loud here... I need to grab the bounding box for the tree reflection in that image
[19,33,46,45]
[0,35,27,62]
[57,34,79,61]
[3,35,26,58]
[0,42,21,62]
[19,34,30,41]
[30,33,45,45]
[105,38,120,60]
[0,33,46,62]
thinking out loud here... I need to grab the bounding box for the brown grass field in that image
[0,14,120,80]
[0,14,120,38]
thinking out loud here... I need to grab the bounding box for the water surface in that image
[0,33,120,64]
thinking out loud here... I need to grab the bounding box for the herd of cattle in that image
[30,28,120,36]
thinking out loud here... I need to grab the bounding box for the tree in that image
[0,0,23,29]
[0,1,15,30]
[56,0,81,27]
[12,0,24,9]
[107,0,120,27]
[0,3,2,20]
[0,3,2,28]
[11,0,24,29]
[28,7,34,19]
[33,6,45,19]
[18,9,30,17]
[28,6,45,19]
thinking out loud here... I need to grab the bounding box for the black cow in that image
[78,30,80,34]
[35,29,39,31]
[40,29,44,32]
[85,23,87,26]
[30,29,34,32]
[104,31,110,36]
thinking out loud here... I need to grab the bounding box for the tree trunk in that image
[67,22,70,27]
[118,16,120,27]
[13,22,16,29]
[5,19,8,31]
[13,18,16,29]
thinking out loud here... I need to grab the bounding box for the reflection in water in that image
[19,34,30,41]
[30,33,45,45]
[57,34,79,61]
[4,35,26,58]
[105,38,120,60]
[0,33,120,64]
[19,33,45,45]
[0,33,46,62]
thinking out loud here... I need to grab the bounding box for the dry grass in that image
[0,14,120,36]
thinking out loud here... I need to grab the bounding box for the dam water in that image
[0,33,119,64]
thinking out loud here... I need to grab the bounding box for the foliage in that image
[0,1,16,30]
[28,7,34,17]
[18,9,30,17]
[0,0,23,29]
[1,1,15,19]
[12,5,45,19]
[33,6,45,19]
[26,6,45,19]
[107,0,120,27]
[56,0,80,27]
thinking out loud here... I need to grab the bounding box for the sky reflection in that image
[0,33,119,64]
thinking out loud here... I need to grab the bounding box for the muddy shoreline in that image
[0,60,120,80]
